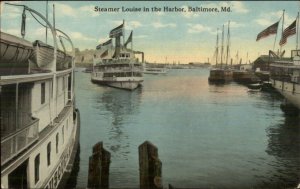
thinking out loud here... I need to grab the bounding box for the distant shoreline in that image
[75,63,93,68]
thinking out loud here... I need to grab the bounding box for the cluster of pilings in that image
[87,141,175,189]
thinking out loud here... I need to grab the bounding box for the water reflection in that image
[99,88,142,156]
[97,88,142,187]
[264,115,300,188]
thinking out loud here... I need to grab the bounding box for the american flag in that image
[96,39,112,49]
[279,20,296,46]
[256,21,279,41]
[109,23,124,38]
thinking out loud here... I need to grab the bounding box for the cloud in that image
[126,21,142,30]
[231,2,249,13]
[1,4,22,19]
[69,31,95,41]
[0,1,4,14]
[152,21,176,28]
[1,28,19,36]
[79,5,98,17]
[187,24,211,34]
[228,21,244,28]
[33,27,47,37]
[155,12,165,16]
[134,35,148,39]
[110,20,142,30]
[98,37,108,44]
[255,10,295,27]
[255,18,273,26]
[111,20,123,26]
[54,2,77,17]
[54,3,100,18]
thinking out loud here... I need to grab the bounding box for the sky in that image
[0,1,299,64]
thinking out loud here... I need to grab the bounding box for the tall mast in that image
[280,9,285,54]
[215,28,219,65]
[131,31,133,50]
[226,21,230,66]
[46,0,48,43]
[297,12,299,50]
[123,19,125,46]
[221,24,224,67]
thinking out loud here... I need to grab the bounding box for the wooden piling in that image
[139,141,162,189]
[87,142,111,189]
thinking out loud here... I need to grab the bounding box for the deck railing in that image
[1,118,39,165]
[1,111,32,137]
[95,67,143,73]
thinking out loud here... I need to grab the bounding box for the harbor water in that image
[74,68,300,188]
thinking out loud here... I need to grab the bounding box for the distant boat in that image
[208,68,232,83]
[208,21,233,83]
[143,63,167,74]
[91,21,143,90]
[83,67,92,73]
[247,83,262,90]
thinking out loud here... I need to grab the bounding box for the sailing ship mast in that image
[225,21,230,67]
[297,12,299,50]
[215,28,219,66]
[221,24,224,67]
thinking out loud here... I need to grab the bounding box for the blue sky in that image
[1,1,299,64]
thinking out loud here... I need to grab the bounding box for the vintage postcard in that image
[0,1,299,189]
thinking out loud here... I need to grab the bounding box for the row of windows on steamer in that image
[40,75,68,105]
[34,117,69,185]
[103,72,142,77]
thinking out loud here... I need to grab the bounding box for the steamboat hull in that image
[272,79,300,109]
[91,76,143,90]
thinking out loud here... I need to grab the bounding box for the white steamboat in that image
[91,21,144,90]
[1,4,80,189]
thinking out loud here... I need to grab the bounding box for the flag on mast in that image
[96,39,112,49]
[256,21,279,41]
[109,23,124,38]
[279,19,296,46]
[124,31,132,48]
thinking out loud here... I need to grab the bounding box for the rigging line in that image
[5,2,25,7]
[29,10,47,28]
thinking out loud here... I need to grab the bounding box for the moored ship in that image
[270,50,300,109]
[143,63,167,75]
[1,4,80,189]
[91,21,144,90]
[208,21,233,83]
